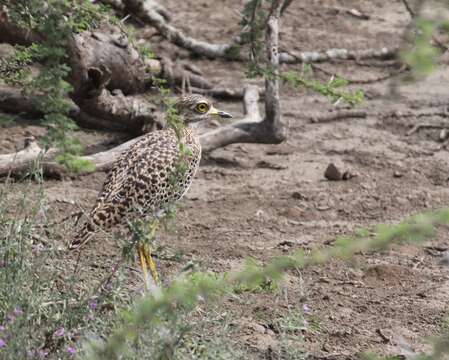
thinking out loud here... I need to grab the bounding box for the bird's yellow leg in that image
[138,244,150,292]
[138,220,159,287]
[142,242,159,284]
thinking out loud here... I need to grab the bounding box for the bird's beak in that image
[208,106,233,119]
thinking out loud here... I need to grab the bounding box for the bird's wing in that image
[93,129,179,211]
[96,130,171,201]
[71,129,191,249]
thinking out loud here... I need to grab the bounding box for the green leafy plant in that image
[0,179,132,359]
[81,208,449,359]
[0,0,110,173]
[402,19,441,78]
[282,69,364,106]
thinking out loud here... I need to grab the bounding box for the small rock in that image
[393,171,403,178]
[440,128,449,142]
[325,162,356,181]
[342,171,357,180]
[324,163,343,181]
[291,191,307,200]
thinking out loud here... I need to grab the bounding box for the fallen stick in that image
[310,110,367,123]
[406,123,449,136]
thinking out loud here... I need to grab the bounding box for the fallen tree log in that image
[0,8,43,45]
[0,85,40,117]
[0,83,159,132]
[0,0,288,178]
[0,0,291,179]
[0,13,217,132]
[68,24,150,98]
[0,86,264,177]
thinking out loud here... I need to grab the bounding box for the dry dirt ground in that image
[2,0,449,358]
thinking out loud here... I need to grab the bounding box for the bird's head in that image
[175,94,233,124]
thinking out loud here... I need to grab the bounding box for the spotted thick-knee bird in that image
[70,94,232,287]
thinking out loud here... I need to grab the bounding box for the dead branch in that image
[123,0,244,60]
[0,135,143,178]
[0,85,274,176]
[121,0,398,65]
[200,0,287,152]
[406,123,449,136]
[54,22,213,104]
[0,136,59,178]
[401,0,416,17]
[280,0,294,15]
[199,85,263,152]
[0,83,158,132]
[159,57,213,89]
[0,85,41,117]
[264,0,286,141]
[309,110,367,124]
[311,64,408,84]
[279,47,398,64]
[382,108,449,121]
[189,86,264,100]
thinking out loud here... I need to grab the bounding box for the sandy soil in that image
[1,0,449,358]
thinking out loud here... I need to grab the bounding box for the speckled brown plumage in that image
[70,95,231,249]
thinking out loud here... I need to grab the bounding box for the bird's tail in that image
[70,221,95,250]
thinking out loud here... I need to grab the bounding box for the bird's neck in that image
[183,126,198,143]
[170,126,198,145]
[176,126,201,157]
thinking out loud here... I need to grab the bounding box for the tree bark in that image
[0,85,40,117]
[67,24,150,98]
[0,83,156,132]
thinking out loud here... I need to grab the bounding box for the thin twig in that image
[280,0,294,15]
[401,0,415,18]
[311,63,408,84]
[406,123,449,136]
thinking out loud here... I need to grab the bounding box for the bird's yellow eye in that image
[195,102,209,113]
